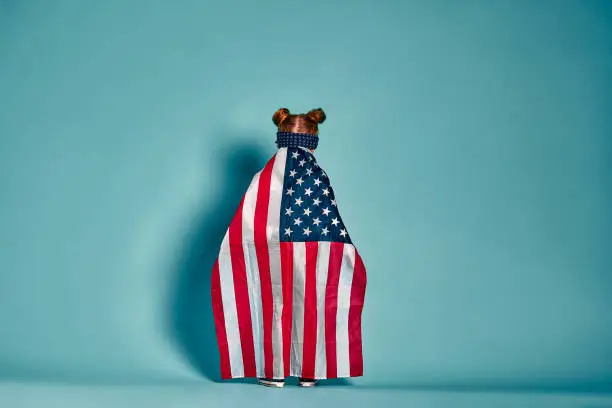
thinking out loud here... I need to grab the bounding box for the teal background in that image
[1,1,611,405]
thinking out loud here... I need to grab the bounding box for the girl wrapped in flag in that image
[211,108,367,388]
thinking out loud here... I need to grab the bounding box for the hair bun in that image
[307,108,326,124]
[272,108,291,126]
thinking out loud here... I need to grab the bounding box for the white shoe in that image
[258,378,285,388]
[298,378,318,387]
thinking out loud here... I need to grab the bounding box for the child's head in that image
[273,108,326,135]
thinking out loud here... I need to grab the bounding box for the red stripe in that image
[349,250,367,377]
[280,242,294,378]
[211,260,232,379]
[301,242,319,379]
[324,242,344,379]
[253,156,276,379]
[228,196,257,377]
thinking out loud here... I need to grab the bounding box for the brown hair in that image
[272,108,326,135]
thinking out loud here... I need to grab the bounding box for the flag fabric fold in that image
[211,146,367,380]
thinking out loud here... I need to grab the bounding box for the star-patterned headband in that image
[275,132,319,150]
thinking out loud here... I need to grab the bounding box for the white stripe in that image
[267,148,287,241]
[314,242,330,378]
[267,148,287,378]
[267,242,284,379]
[336,244,355,377]
[241,172,265,378]
[217,232,244,377]
[290,242,306,377]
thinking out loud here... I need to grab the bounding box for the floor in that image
[1,381,611,408]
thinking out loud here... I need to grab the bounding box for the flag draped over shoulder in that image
[211,146,367,380]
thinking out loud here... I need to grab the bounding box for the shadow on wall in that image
[170,136,268,381]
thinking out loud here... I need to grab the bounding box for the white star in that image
[308,155,313,161]
[313,217,321,226]
[331,198,337,206]
[321,227,329,236]
[312,197,321,206]
[303,226,312,236]
[291,151,299,159]
[313,178,322,186]
[304,187,313,196]
[322,188,330,196]
[294,217,303,226]
[340,229,347,237]
[289,169,297,177]
[285,207,294,216]
[296,177,304,186]
[331,217,340,226]
[286,187,294,196]
[322,207,331,216]
[299,159,306,167]
[294,197,303,206]
[306,168,313,176]
[322,171,327,178]
[303,207,312,217]
[284,227,292,236]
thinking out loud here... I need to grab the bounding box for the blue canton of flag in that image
[280,147,352,244]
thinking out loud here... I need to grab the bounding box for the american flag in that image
[211,146,367,380]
